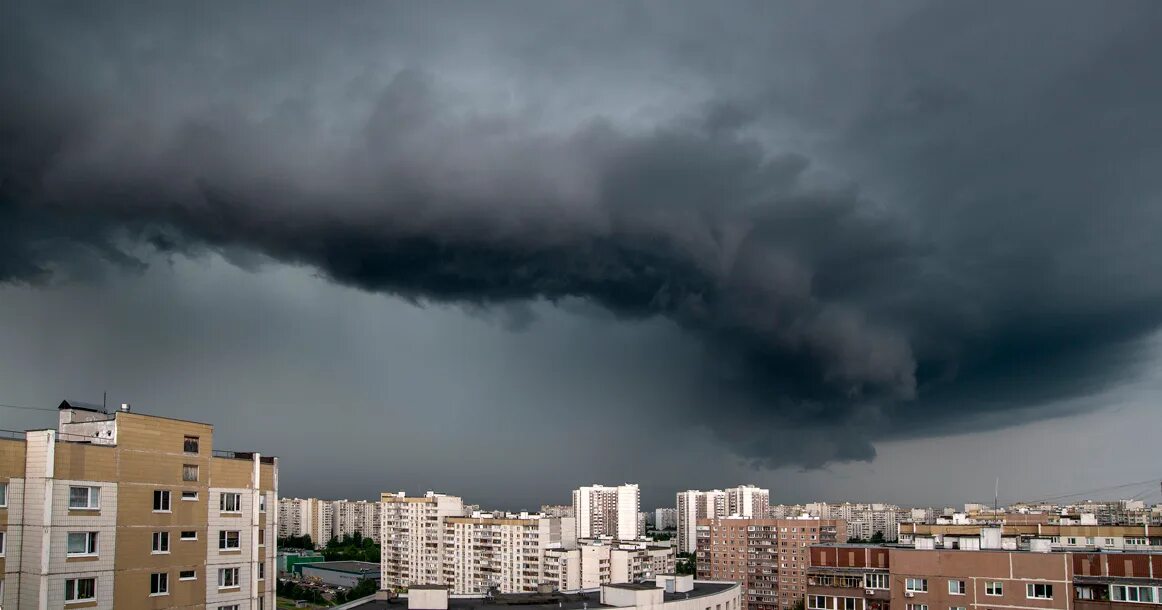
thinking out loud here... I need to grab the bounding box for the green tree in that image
[870,531,886,544]
[791,598,805,610]
[676,552,697,575]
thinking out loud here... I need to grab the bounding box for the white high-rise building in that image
[332,499,383,543]
[676,489,726,553]
[278,497,314,539]
[572,484,641,541]
[444,512,573,593]
[380,491,465,588]
[542,539,675,591]
[655,507,678,530]
[726,485,770,518]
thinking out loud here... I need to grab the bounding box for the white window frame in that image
[218,567,241,589]
[949,580,966,595]
[66,531,99,556]
[0,481,7,507]
[259,494,266,512]
[64,577,97,602]
[906,578,928,593]
[906,605,928,610]
[180,530,198,541]
[153,489,171,512]
[1026,583,1053,599]
[219,530,241,551]
[181,490,199,501]
[1110,585,1156,603]
[179,569,197,581]
[219,605,240,610]
[152,531,170,554]
[865,573,889,590]
[220,492,242,513]
[68,486,100,510]
[985,582,1003,596]
[150,572,169,596]
[0,530,5,557]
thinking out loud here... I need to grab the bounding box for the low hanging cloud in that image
[3,1,1162,468]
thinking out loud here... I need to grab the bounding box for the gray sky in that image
[2,1,1161,510]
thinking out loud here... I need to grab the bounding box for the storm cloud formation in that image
[4,1,1162,468]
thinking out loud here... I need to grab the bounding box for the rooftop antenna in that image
[103,391,107,413]
[994,477,1000,515]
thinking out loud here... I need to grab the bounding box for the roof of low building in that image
[350,582,737,610]
[300,561,381,575]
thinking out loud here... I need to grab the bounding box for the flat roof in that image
[351,582,736,610]
[300,561,381,575]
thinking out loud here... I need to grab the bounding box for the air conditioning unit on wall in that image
[905,592,915,598]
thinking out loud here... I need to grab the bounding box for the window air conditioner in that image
[905,592,915,598]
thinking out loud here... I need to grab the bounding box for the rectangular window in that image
[906,605,928,610]
[260,494,267,512]
[150,572,169,595]
[182,464,199,482]
[64,577,96,602]
[259,561,265,579]
[986,582,1003,596]
[179,570,196,581]
[865,573,889,590]
[152,531,170,553]
[183,435,200,453]
[218,567,240,589]
[258,529,265,545]
[906,578,928,593]
[950,607,966,610]
[220,492,242,513]
[1111,585,1155,603]
[67,531,99,556]
[219,530,241,550]
[181,530,197,540]
[1085,537,1094,545]
[219,606,240,610]
[949,580,965,595]
[68,486,100,509]
[153,490,171,512]
[1026,584,1053,599]
[181,490,199,501]
[0,530,5,557]
[808,596,829,610]
[0,481,7,507]
[843,598,857,610]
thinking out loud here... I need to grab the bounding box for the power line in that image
[1019,478,1162,504]
[0,402,59,413]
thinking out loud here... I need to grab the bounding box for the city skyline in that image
[3,2,1162,511]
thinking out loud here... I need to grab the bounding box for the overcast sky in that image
[3,1,1161,511]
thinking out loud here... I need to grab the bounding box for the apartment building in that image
[0,400,277,610]
[442,513,572,594]
[696,517,847,610]
[573,484,640,542]
[897,523,1162,551]
[806,536,1162,610]
[277,497,312,540]
[380,491,465,589]
[678,490,727,554]
[656,508,678,531]
[542,539,676,591]
[333,500,382,543]
[541,505,575,519]
[727,486,770,520]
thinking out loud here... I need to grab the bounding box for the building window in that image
[258,529,265,545]
[1125,537,1147,546]
[258,599,265,610]
[153,490,171,512]
[67,531,99,556]
[808,596,830,610]
[180,530,197,540]
[0,530,5,557]
[220,492,242,513]
[1077,587,1095,600]
[182,490,199,501]
[219,606,240,610]
[219,530,241,550]
[259,561,266,579]
[866,573,889,590]
[950,607,966,610]
[68,486,100,510]
[949,580,965,595]
[184,435,200,453]
[150,572,169,596]
[0,481,7,507]
[1085,537,1094,545]
[152,531,170,553]
[1111,585,1155,603]
[260,494,267,512]
[182,464,199,482]
[906,605,928,610]
[1105,538,1115,545]
[1027,584,1053,599]
[906,578,928,593]
[65,577,97,602]
[218,567,240,589]
[179,570,197,581]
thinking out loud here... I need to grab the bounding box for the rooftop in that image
[300,561,380,575]
[350,582,737,610]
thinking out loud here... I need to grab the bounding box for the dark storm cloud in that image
[3,1,1162,468]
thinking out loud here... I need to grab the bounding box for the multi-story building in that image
[277,497,313,540]
[572,484,640,541]
[310,498,334,547]
[332,499,382,543]
[541,505,575,519]
[542,539,675,591]
[727,486,770,519]
[638,512,649,536]
[0,400,277,610]
[897,523,1162,551]
[655,508,678,531]
[696,516,847,610]
[442,512,572,594]
[807,534,1162,610]
[677,490,727,554]
[380,491,465,589]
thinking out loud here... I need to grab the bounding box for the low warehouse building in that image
[299,561,382,588]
